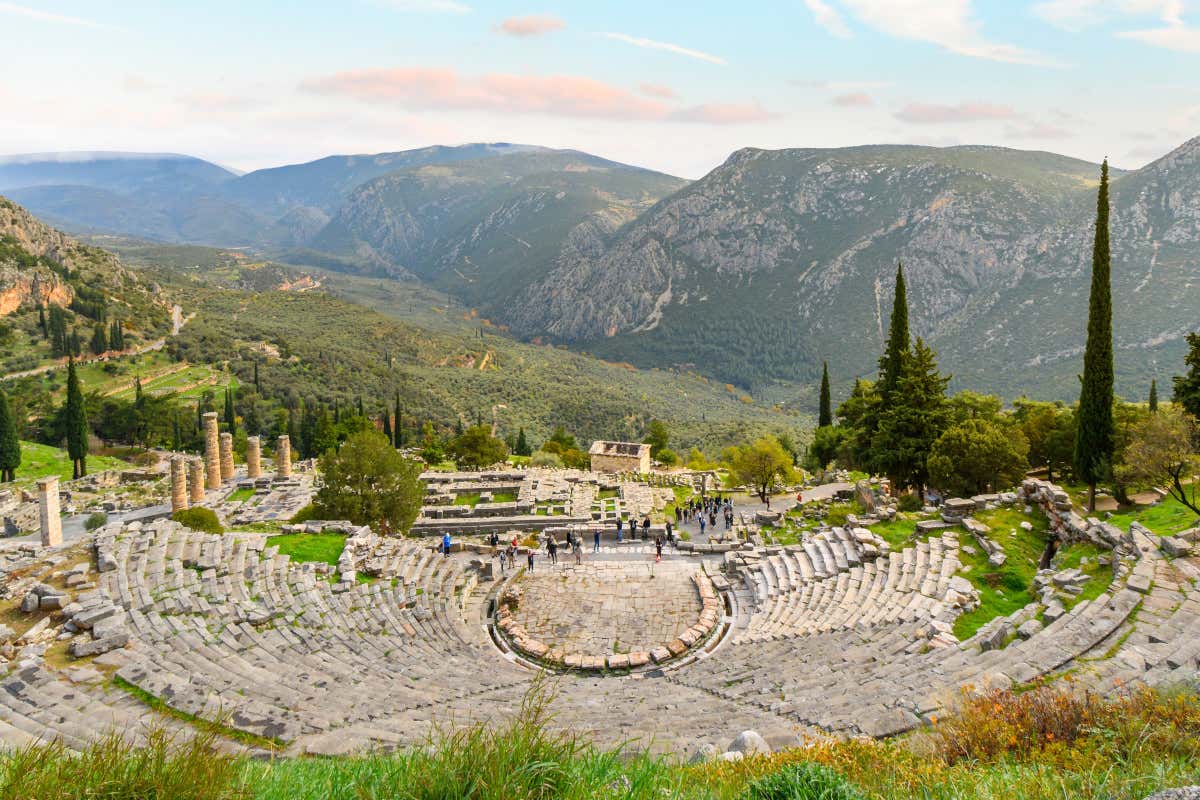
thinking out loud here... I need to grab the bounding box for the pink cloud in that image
[302,67,773,125]
[495,15,565,37]
[669,102,773,125]
[832,92,874,108]
[640,82,675,99]
[1004,122,1073,139]
[894,102,1018,124]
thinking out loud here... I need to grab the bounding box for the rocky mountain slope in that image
[0,196,172,372]
[507,139,1200,399]
[307,150,686,307]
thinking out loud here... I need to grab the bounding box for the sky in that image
[0,0,1198,178]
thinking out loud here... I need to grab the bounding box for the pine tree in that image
[818,361,833,428]
[515,427,529,457]
[64,358,88,478]
[1074,159,1116,512]
[1148,379,1158,413]
[879,263,911,406]
[0,388,20,482]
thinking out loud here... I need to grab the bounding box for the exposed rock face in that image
[0,264,71,315]
[504,137,1200,398]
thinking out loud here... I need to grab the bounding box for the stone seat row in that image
[674,571,1147,738]
[734,533,958,642]
[85,521,526,745]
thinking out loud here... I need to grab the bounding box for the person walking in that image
[496,546,506,575]
[526,548,535,572]
[574,538,583,565]
[654,534,663,563]
[665,519,674,547]
[442,532,452,558]
[642,517,651,539]
[547,537,558,565]
[698,515,706,536]
[616,517,624,543]
[593,529,601,553]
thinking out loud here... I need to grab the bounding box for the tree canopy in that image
[446,424,509,469]
[729,436,795,503]
[314,430,425,534]
[928,418,1029,497]
[1115,406,1199,517]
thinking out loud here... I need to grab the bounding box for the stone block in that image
[70,632,129,657]
[1161,537,1192,558]
[727,730,770,756]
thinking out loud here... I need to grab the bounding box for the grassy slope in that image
[266,533,346,567]
[13,441,131,485]
[1107,496,1199,536]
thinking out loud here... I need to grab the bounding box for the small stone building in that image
[589,441,651,474]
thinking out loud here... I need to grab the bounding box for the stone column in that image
[246,436,262,479]
[276,434,292,478]
[37,476,62,548]
[170,456,189,512]
[219,432,235,482]
[189,459,206,503]
[202,412,221,489]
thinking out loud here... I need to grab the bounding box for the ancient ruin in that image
[202,412,221,489]
[2,469,1196,760]
[589,440,651,474]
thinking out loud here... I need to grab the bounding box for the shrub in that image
[529,450,563,468]
[289,503,316,524]
[897,493,923,512]
[740,762,866,800]
[172,507,223,535]
[84,512,108,531]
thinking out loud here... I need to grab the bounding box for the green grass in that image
[11,440,132,486]
[952,508,1049,640]
[453,492,481,507]
[598,488,619,499]
[1107,495,1199,537]
[869,518,919,550]
[4,682,1200,800]
[226,487,255,503]
[1055,541,1110,608]
[265,533,346,567]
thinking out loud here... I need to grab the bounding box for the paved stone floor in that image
[510,561,704,655]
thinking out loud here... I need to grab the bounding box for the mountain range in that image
[4,136,1199,402]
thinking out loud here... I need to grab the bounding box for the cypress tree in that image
[1148,379,1158,413]
[878,263,911,406]
[0,388,20,482]
[64,358,88,478]
[1074,159,1116,513]
[69,329,81,357]
[382,410,392,442]
[38,305,47,337]
[224,387,236,432]
[394,393,403,448]
[357,396,365,418]
[818,361,833,428]
[253,362,261,394]
[89,323,107,355]
[515,427,529,457]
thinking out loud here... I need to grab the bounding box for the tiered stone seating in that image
[733,531,958,642]
[673,574,1145,737]
[87,520,527,750]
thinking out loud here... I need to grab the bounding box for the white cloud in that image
[825,0,1062,66]
[804,0,852,37]
[601,32,726,65]
[0,2,117,29]
[1036,0,1200,51]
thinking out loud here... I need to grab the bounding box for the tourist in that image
[548,538,557,565]
[642,517,650,538]
[698,516,706,536]
[654,534,663,563]
[496,547,506,575]
[442,532,452,557]
[616,518,623,543]
[665,519,674,546]
[593,529,601,553]
[574,539,582,565]
[527,549,535,572]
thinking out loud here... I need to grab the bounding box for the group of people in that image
[675,495,735,534]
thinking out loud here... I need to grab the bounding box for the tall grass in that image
[0,728,244,800]
[3,682,1198,799]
